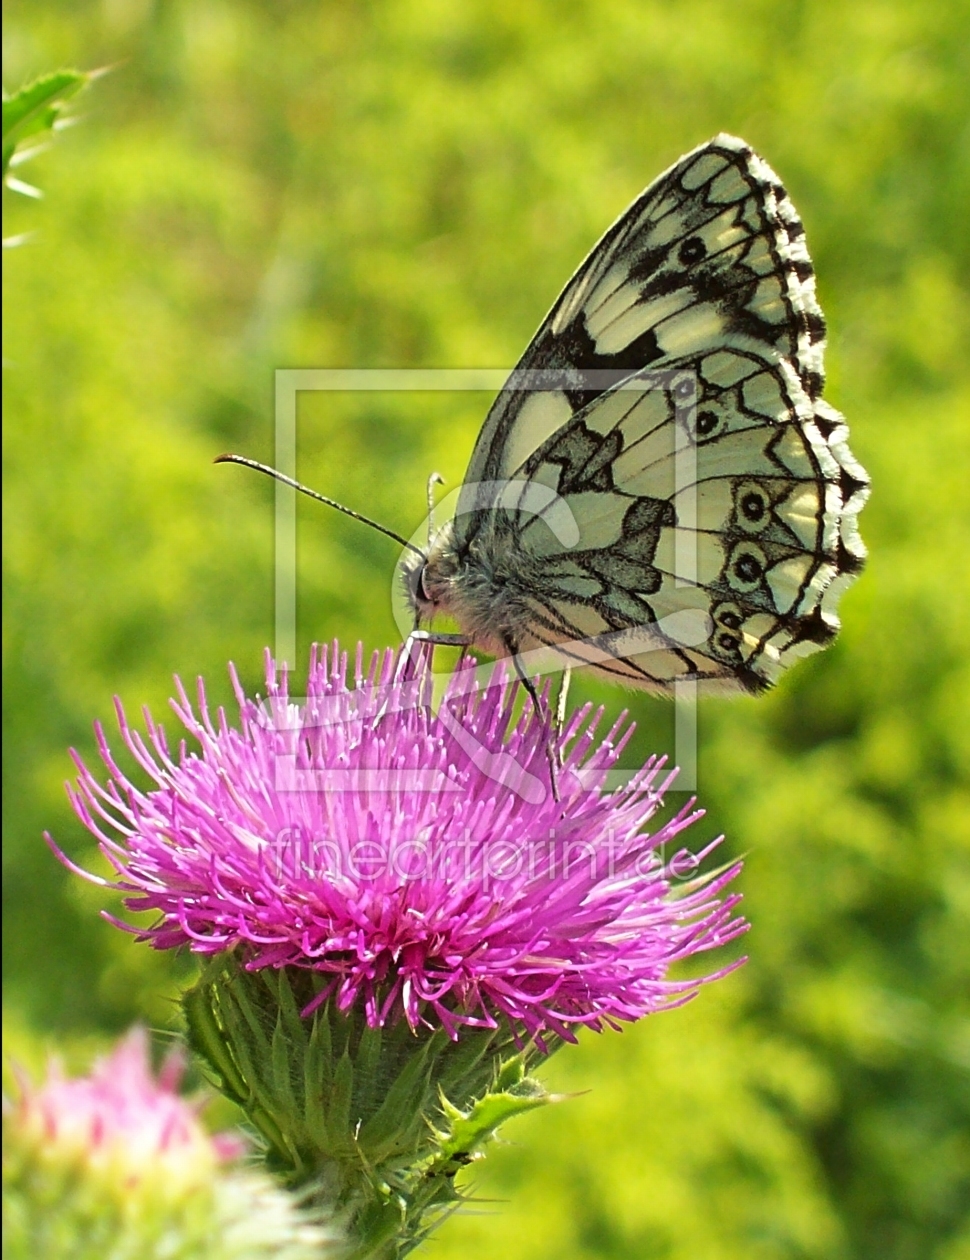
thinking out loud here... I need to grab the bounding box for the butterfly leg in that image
[400,629,472,684]
[405,629,471,653]
[555,667,572,765]
[510,648,560,804]
[389,629,474,721]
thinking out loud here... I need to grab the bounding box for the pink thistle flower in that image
[52,642,746,1044]
[10,1027,243,1192]
[6,1030,342,1256]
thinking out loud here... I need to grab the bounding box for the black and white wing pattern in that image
[447,134,868,693]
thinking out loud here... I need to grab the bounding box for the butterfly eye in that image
[419,564,434,603]
[678,235,707,265]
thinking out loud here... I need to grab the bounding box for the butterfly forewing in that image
[462,136,825,497]
[439,135,868,693]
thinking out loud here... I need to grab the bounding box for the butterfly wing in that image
[483,352,868,692]
[452,134,868,693]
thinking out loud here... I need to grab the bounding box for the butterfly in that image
[221,134,868,699]
[401,134,869,696]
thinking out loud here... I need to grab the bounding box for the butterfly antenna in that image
[215,453,426,559]
[426,471,445,549]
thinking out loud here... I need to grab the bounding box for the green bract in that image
[184,959,555,1260]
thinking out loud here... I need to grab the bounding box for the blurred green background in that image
[3,2,968,1257]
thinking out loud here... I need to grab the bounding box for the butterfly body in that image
[410,133,869,693]
[408,512,568,661]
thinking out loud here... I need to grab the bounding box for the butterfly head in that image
[401,521,516,658]
[401,521,461,625]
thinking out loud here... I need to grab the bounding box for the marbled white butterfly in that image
[222,134,868,697]
[403,134,869,694]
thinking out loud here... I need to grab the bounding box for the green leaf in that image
[2,70,91,177]
[430,1077,551,1172]
[493,1054,529,1093]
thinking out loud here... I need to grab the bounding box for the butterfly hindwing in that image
[467,343,864,690]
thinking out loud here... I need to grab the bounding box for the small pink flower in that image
[11,1027,244,1191]
[53,642,746,1043]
